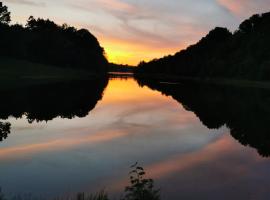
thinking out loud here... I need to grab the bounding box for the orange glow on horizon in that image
[99,37,185,66]
[10,13,189,66]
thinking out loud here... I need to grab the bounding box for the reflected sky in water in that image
[0,78,269,200]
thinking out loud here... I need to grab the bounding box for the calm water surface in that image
[0,77,270,200]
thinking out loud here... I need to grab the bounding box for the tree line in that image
[136,12,270,81]
[0,2,108,73]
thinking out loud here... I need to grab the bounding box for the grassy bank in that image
[135,73,270,89]
[0,57,103,89]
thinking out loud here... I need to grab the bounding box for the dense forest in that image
[136,12,270,81]
[0,2,108,73]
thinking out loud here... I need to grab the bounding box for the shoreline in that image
[134,74,270,89]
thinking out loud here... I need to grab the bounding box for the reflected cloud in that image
[0,130,128,160]
[1,78,270,199]
[136,78,270,157]
[146,134,240,179]
[108,134,261,193]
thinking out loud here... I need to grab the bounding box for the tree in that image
[0,2,11,24]
[0,122,11,142]
[121,164,160,200]
[135,11,270,81]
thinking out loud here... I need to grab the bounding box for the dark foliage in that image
[137,78,270,157]
[136,12,270,81]
[0,2,10,24]
[108,63,135,73]
[0,2,108,73]
[0,122,11,141]
[121,163,160,200]
[75,191,109,200]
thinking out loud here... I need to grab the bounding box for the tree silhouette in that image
[0,3,108,73]
[136,11,270,81]
[121,164,160,200]
[0,2,10,24]
[0,122,11,142]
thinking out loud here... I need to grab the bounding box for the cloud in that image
[72,0,171,45]
[7,0,269,64]
[71,0,210,64]
[217,0,270,17]
[217,0,245,15]
[7,0,46,7]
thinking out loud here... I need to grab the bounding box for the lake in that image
[0,76,270,200]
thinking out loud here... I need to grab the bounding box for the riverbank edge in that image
[0,57,108,89]
[135,74,270,89]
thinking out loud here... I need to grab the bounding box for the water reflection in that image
[0,77,270,200]
[0,78,108,123]
[0,78,108,142]
[136,78,270,157]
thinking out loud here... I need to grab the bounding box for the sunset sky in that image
[5,0,270,65]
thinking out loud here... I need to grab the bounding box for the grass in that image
[55,191,109,200]
[0,57,100,89]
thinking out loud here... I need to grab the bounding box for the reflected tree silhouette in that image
[136,77,270,157]
[0,78,108,143]
[0,78,108,123]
